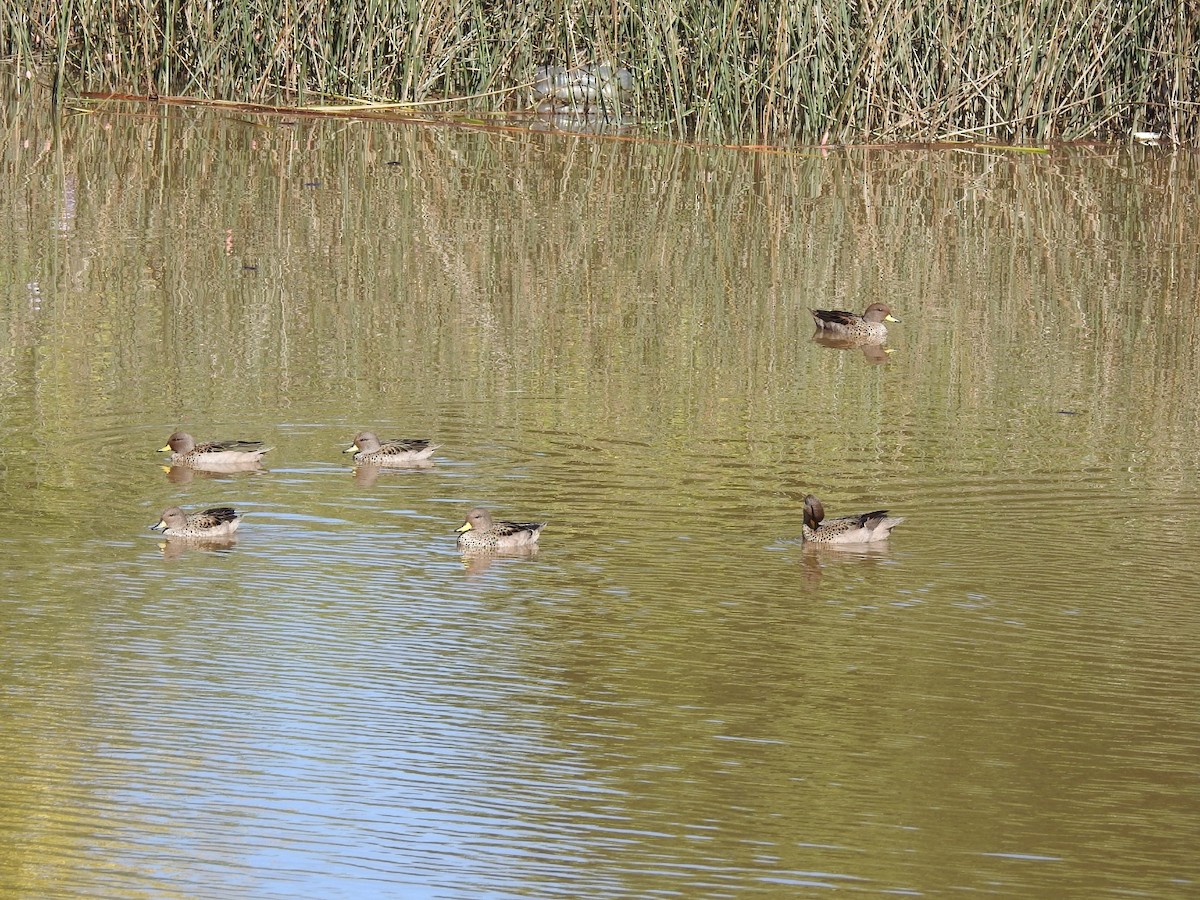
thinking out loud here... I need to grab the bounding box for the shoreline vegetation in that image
[4,1,1198,144]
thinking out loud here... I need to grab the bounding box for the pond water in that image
[2,94,1199,898]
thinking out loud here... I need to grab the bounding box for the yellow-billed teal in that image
[344,431,439,465]
[455,507,546,551]
[150,506,241,539]
[159,431,271,467]
[810,304,900,339]
[802,494,903,544]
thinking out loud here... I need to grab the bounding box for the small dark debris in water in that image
[242,264,258,272]
[1057,409,1078,415]
[304,181,320,188]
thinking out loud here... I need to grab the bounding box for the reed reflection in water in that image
[0,96,1198,898]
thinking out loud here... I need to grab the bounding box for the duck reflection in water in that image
[163,463,269,484]
[796,539,895,588]
[460,545,540,577]
[352,461,434,488]
[810,332,895,364]
[158,537,238,560]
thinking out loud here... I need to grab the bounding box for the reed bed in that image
[4,0,1198,143]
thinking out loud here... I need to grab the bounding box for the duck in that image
[344,431,439,465]
[802,494,903,544]
[810,303,900,339]
[150,506,241,539]
[455,507,546,551]
[159,431,271,467]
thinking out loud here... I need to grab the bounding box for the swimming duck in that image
[802,494,903,544]
[159,431,271,467]
[150,506,241,539]
[455,507,546,551]
[810,304,900,339]
[344,431,439,465]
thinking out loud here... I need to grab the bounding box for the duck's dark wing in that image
[855,510,890,527]
[811,309,858,327]
[196,439,266,453]
[821,510,889,528]
[378,439,433,456]
[493,520,546,537]
[194,507,239,527]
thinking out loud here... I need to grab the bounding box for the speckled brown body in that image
[455,507,546,551]
[160,431,271,467]
[150,506,241,539]
[345,431,439,465]
[801,494,903,544]
[810,304,900,339]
